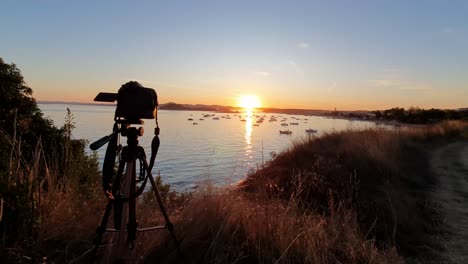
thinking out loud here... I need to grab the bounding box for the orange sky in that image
[4,2,467,111]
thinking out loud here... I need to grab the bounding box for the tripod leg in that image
[127,159,138,247]
[113,160,126,229]
[119,161,133,245]
[91,200,113,261]
[147,171,182,255]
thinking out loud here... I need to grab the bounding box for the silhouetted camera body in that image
[116,82,158,120]
[94,81,158,122]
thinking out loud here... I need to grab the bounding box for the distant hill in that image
[158,102,234,112]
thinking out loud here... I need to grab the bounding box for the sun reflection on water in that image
[244,109,253,159]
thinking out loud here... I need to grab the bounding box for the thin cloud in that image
[398,86,432,91]
[297,42,309,48]
[287,60,303,75]
[443,27,456,34]
[369,79,432,91]
[288,60,297,67]
[254,71,271,77]
[369,79,400,88]
[441,27,465,36]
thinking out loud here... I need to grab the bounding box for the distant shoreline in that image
[37,101,379,123]
[37,100,369,116]
[38,101,467,125]
[36,100,383,124]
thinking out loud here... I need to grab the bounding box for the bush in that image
[0,58,101,253]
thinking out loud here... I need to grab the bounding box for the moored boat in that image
[279,130,292,135]
[305,128,318,133]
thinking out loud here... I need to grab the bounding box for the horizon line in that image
[36,100,468,112]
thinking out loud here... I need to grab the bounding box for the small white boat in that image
[193,122,198,125]
[281,123,288,126]
[279,130,292,135]
[213,117,220,120]
[188,118,194,121]
[305,128,318,133]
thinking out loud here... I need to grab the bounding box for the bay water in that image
[39,104,378,192]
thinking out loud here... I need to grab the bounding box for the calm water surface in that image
[39,104,378,191]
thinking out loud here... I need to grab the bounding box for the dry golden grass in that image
[146,188,402,264]
[238,121,468,259]
[4,121,468,263]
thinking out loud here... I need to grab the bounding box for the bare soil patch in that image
[431,141,468,263]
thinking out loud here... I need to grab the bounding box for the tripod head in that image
[90,120,145,151]
[90,119,160,194]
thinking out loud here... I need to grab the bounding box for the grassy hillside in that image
[3,121,468,263]
[143,121,467,263]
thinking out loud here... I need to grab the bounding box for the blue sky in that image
[1,0,467,109]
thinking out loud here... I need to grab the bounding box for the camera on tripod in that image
[90,82,180,255]
[94,81,158,123]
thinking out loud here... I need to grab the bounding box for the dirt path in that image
[430,141,468,263]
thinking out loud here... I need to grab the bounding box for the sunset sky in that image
[1,1,467,110]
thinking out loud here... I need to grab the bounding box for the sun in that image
[237,95,262,110]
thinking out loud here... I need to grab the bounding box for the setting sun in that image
[237,95,262,110]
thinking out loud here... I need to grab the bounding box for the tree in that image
[0,58,41,133]
[0,57,100,246]
[0,58,61,177]
[373,110,382,119]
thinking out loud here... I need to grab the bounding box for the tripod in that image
[90,121,180,262]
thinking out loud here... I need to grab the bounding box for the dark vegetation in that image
[240,125,459,258]
[373,107,468,124]
[146,122,468,264]
[1,57,468,263]
[0,58,102,261]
